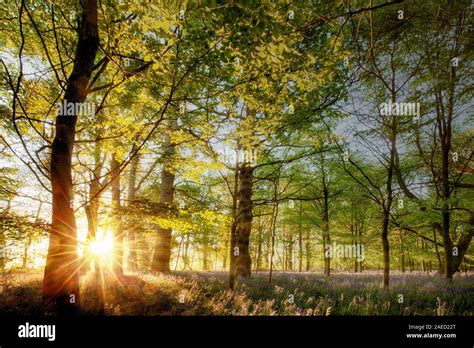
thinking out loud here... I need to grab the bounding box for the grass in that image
[0,269,473,316]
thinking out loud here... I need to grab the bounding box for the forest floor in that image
[1,269,473,316]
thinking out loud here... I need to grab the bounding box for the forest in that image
[0,0,473,317]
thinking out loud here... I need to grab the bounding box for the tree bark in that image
[287,229,293,271]
[151,129,176,273]
[228,168,238,289]
[127,150,139,271]
[202,232,210,271]
[380,84,398,288]
[451,211,474,273]
[43,0,99,315]
[298,199,303,272]
[234,164,253,278]
[305,228,311,271]
[82,142,102,273]
[399,231,405,273]
[111,154,123,277]
[22,203,42,269]
[268,182,279,284]
[255,214,263,272]
[183,234,191,271]
[322,187,330,277]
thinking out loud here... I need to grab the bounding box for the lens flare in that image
[89,233,113,257]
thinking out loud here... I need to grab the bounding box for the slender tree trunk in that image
[268,204,278,284]
[255,215,263,272]
[399,231,405,273]
[322,189,330,277]
[43,0,99,315]
[437,61,455,280]
[0,230,4,272]
[359,227,364,272]
[287,229,293,271]
[352,222,358,272]
[222,238,228,270]
[202,232,210,271]
[406,248,412,272]
[151,129,176,273]
[0,203,7,272]
[421,239,426,272]
[305,229,311,271]
[23,203,41,270]
[268,180,279,284]
[382,155,394,287]
[174,237,183,271]
[82,143,102,274]
[433,227,443,274]
[22,237,31,270]
[380,87,398,288]
[183,235,190,271]
[441,205,454,280]
[381,212,390,287]
[127,150,139,271]
[111,154,123,277]
[298,200,303,272]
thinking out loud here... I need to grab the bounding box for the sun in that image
[89,232,113,258]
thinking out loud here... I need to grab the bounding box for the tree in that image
[43,0,99,314]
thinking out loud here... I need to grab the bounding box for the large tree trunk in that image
[234,164,253,278]
[452,211,474,273]
[43,0,99,315]
[228,165,239,289]
[111,154,123,277]
[151,130,176,273]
